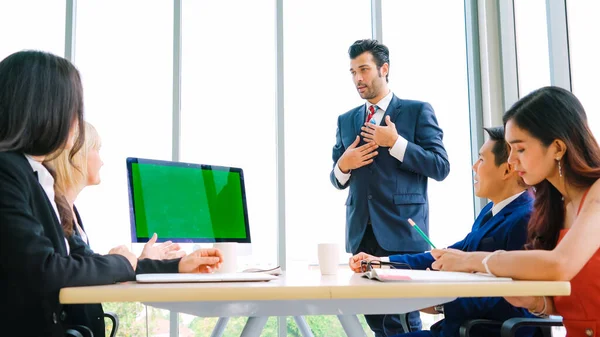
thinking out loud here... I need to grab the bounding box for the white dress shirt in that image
[334,91,409,185]
[491,190,525,216]
[25,155,70,254]
[74,220,89,245]
[380,190,526,262]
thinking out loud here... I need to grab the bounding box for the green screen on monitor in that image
[126,157,250,243]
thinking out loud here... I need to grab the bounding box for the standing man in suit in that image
[330,39,450,336]
[350,126,536,337]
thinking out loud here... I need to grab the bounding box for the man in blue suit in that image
[331,39,450,335]
[350,126,536,337]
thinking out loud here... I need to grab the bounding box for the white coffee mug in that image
[212,242,238,273]
[317,243,340,275]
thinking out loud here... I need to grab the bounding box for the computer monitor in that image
[126,157,251,243]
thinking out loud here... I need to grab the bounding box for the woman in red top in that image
[430,86,600,336]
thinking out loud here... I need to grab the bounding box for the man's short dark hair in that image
[483,126,509,166]
[348,39,390,82]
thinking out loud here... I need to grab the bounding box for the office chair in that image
[459,317,563,337]
[64,312,119,337]
[65,325,94,337]
[103,312,119,337]
[500,317,563,337]
[459,319,501,337]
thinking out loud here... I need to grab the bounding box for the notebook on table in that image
[363,269,512,282]
[136,272,277,283]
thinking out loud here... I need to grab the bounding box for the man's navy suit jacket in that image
[391,191,536,337]
[330,95,450,253]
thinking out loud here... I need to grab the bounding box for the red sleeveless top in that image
[553,189,600,336]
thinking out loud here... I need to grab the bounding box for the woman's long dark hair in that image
[503,86,600,250]
[0,50,85,236]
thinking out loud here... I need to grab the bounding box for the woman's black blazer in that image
[0,151,179,336]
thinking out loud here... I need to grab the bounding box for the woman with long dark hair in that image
[0,50,222,337]
[430,86,600,336]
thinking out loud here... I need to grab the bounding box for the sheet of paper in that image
[364,269,512,282]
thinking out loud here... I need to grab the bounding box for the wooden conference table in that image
[60,270,570,337]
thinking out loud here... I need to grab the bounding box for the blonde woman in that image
[46,122,184,259]
[44,122,189,336]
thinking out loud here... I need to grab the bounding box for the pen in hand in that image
[408,218,437,249]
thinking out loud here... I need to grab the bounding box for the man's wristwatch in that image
[434,305,444,314]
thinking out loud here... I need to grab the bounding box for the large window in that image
[567,1,600,136]
[0,0,65,60]
[514,0,551,97]
[283,0,371,268]
[73,0,173,254]
[3,1,553,336]
[382,0,473,248]
[283,1,372,334]
[73,2,174,335]
[179,0,278,268]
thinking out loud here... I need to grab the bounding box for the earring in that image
[556,158,563,178]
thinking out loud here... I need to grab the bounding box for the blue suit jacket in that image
[330,95,449,253]
[390,191,537,337]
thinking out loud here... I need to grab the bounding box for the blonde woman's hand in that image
[178,248,223,273]
[139,233,186,260]
[109,245,138,271]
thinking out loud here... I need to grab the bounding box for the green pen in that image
[408,218,436,249]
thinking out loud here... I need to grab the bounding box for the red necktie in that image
[366,105,377,123]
